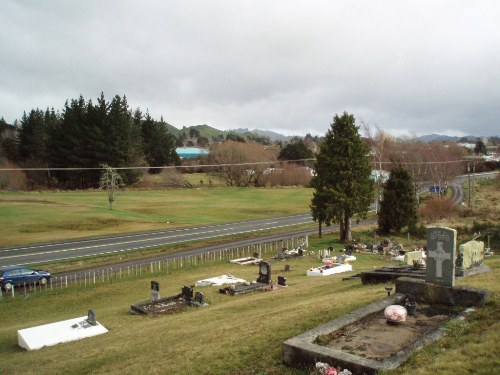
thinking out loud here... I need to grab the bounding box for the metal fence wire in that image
[0,236,308,299]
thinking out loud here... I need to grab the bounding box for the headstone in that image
[284,265,291,272]
[181,286,194,301]
[86,310,96,326]
[426,227,456,286]
[151,281,160,300]
[194,292,205,305]
[457,240,484,270]
[257,261,271,284]
[277,276,287,286]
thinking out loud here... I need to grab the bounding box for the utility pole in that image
[467,162,471,207]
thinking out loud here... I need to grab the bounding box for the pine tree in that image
[278,140,314,164]
[141,112,180,173]
[310,112,373,242]
[378,165,417,234]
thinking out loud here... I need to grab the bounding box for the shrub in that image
[0,159,27,190]
[418,197,457,223]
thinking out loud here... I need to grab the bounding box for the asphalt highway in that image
[0,214,315,268]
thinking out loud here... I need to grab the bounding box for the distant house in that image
[370,169,389,183]
[175,147,209,159]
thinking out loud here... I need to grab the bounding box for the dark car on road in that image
[0,266,51,291]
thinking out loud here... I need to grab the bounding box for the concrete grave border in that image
[283,278,489,374]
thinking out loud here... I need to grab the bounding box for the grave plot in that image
[219,261,287,295]
[315,303,456,361]
[131,284,207,315]
[275,245,306,260]
[283,226,490,374]
[307,262,352,277]
[357,236,489,284]
[307,255,354,277]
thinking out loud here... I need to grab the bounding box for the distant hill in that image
[415,134,481,142]
[231,128,293,142]
[159,122,494,144]
[165,124,294,142]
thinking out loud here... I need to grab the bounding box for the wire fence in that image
[0,235,308,300]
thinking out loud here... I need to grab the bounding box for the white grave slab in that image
[230,257,261,265]
[195,274,246,287]
[307,263,352,277]
[18,316,108,351]
[323,255,357,262]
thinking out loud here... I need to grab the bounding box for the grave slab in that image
[195,274,246,287]
[18,316,108,350]
[307,263,352,277]
[229,257,261,265]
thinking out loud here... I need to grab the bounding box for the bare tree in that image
[390,141,466,201]
[208,141,277,187]
[363,123,394,212]
[99,163,124,209]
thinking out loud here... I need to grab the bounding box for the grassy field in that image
[0,234,498,375]
[0,179,499,374]
[0,187,313,247]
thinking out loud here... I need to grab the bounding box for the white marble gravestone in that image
[426,226,456,287]
[18,315,108,350]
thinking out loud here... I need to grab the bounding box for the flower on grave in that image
[315,362,329,372]
[325,367,338,375]
[338,369,352,375]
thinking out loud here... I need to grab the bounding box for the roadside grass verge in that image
[0,235,498,375]
[0,187,313,247]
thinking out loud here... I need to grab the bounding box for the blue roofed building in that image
[175,147,209,159]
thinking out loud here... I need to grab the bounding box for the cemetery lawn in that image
[0,236,498,375]
[0,187,313,247]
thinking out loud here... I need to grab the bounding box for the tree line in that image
[1,93,180,189]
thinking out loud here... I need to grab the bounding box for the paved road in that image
[0,214,315,267]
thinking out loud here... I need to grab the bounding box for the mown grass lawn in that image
[0,234,498,375]
[0,187,313,247]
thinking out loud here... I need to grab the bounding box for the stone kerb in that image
[426,226,456,287]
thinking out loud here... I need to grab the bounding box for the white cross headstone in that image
[426,227,456,287]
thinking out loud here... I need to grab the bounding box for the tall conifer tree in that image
[378,165,417,234]
[310,112,373,242]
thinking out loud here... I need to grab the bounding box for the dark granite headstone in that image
[87,309,96,326]
[151,280,160,300]
[257,261,271,284]
[194,292,205,305]
[181,286,194,301]
[278,276,287,286]
[426,226,456,287]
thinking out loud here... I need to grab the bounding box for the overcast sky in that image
[1,0,499,138]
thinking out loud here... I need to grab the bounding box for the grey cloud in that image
[1,0,499,137]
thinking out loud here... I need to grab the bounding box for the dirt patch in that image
[316,304,456,361]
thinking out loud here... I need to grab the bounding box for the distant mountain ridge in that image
[231,128,293,141]
[165,124,492,143]
[414,134,486,142]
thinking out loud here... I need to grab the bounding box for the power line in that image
[0,158,475,172]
